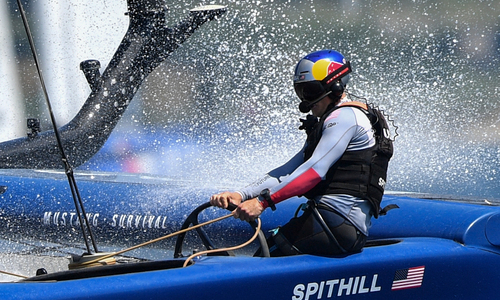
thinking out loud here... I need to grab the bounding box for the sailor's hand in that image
[233,198,264,222]
[210,191,242,209]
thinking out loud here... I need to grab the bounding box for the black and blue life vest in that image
[300,101,393,218]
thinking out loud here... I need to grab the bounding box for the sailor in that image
[210,50,391,256]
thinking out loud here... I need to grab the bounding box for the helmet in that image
[293,50,351,103]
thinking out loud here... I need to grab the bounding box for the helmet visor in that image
[294,81,327,102]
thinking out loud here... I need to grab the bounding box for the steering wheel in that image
[173,202,270,258]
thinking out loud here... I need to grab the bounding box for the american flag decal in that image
[391,266,425,290]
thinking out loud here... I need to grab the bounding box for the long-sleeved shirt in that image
[237,103,376,234]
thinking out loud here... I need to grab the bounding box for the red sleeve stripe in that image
[270,168,322,205]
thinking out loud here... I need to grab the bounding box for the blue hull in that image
[0,169,305,252]
[0,238,499,299]
[0,169,500,299]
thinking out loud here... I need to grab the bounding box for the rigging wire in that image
[15,0,98,254]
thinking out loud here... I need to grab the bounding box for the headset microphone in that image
[298,90,333,113]
[299,101,311,113]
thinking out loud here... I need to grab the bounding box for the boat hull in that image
[1,169,500,299]
[1,236,499,299]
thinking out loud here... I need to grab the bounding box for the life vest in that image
[300,101,394,218]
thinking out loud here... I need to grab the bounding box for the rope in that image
[182,218,261,267]
[0,211,260,277]
[1,212,256,276]
[76,213,234,267]
[0,269,28,279]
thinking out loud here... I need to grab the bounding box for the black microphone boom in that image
[299,101,311,113]
[298,90,333,113]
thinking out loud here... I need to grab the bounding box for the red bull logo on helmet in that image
[293,50,347,84]
[311,59,344,81]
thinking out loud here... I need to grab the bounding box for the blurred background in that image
[1,0,499,197]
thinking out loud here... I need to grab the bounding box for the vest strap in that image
[379,204,400,216]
